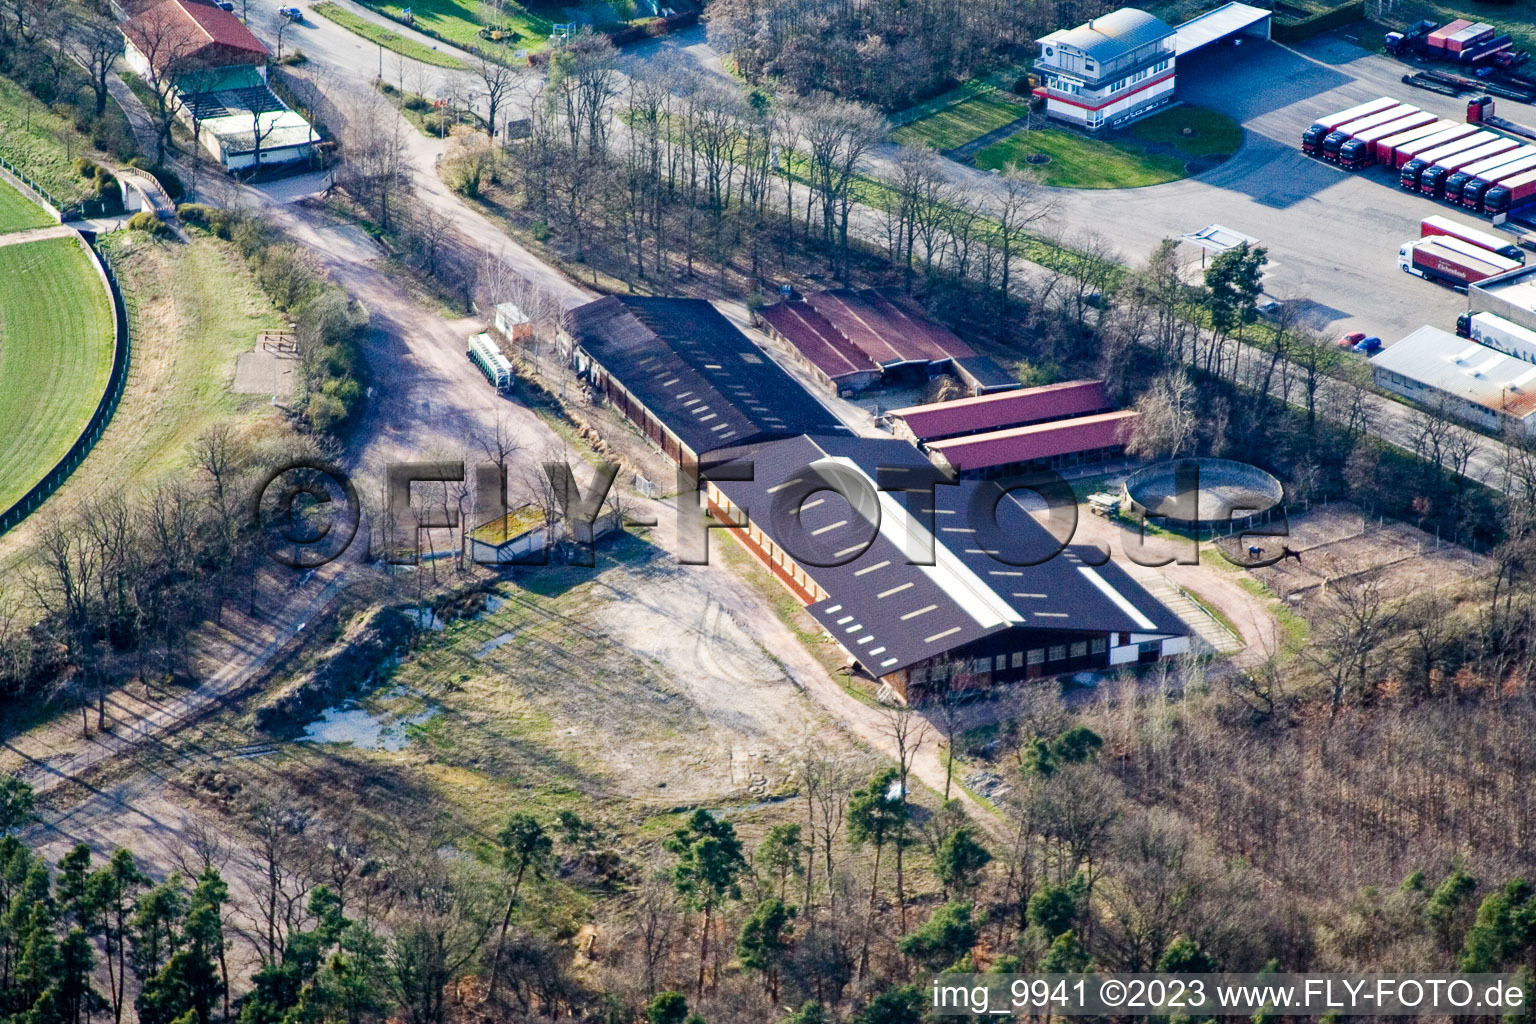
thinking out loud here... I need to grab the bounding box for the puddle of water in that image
[410,608,445,631]
[476,631,517,659]
[481,594,507,616]
[301,701,438,751]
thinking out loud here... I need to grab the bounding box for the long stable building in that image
[890,380,1114,442]
[564,296,849,480]
[756,288,1018,396]
[563,294,1187,699]
[702,434,1187,699]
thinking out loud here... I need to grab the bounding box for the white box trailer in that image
[1469,311,1536,363]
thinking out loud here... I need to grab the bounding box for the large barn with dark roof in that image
[700,434,1187,700]
[563,296,850,481]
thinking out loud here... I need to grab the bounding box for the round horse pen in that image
[1123,458,1284,533]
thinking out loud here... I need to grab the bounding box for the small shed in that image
[494,302,533,343]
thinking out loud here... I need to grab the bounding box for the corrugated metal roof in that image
[704,434,1184,673]
[757,300,879,382]
[1172,1,1270,56]
[568,296,848,458]
[1040,7,1175,62]
[1371,325,1536,419]
[926,410,1140,472]
[889,380,1113,442]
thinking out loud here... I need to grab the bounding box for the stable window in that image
[1012,652,1024,668]
[1070,641,1088,659]
[995,655,1006,671]
[1027,649,1045,666]
[1048,645,1066,662]
[973,658,991,675]
[1090,638,1107,655]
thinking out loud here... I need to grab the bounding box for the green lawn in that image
[0,237,115,513]
[362,0,553,57]
[1128,105,1244,158]
[975,105,1242,188]
[891,90,1033,151]
[0,75,116,207]
[0,180,54,232]
[311,3,470,68]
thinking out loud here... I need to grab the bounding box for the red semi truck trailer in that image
[1419,138,1520,196]
[1337,110,1437,168]
[1321,104,1422,162]
[1401,130,1501,188]
[1443,147,1536,203]
[1373,119,1457,167]
[1390,123,1478,169]
[1421,215,1525,261]
[1301,97,1398,155]
[1462,152,1536,210]
[1485,168,1536,216]
[1400,235,1522,288]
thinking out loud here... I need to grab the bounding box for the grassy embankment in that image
[311,2,470,69]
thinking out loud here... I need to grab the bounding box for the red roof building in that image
[757,288,1018,395]
[122,0,270,76]
[926,409,1140,477]
[756,300,881,394]
[889,380,1114,443]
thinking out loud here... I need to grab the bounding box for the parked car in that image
[215,1,234,9]
[1353,336,1383,354]
[278,6,303,20]
[1336,331,1367,348]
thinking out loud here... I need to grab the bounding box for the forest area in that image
[700,0,1103,111]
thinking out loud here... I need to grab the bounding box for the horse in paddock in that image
[1246,544,1303,565]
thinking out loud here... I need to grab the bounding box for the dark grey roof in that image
[569,296,849,456]
[704,434,1185,673]
[1040,7,1175,62]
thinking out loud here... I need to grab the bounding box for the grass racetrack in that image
[0,236,114,514]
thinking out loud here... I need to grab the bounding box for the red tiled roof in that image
[123,0,270,72]
[890,380,1113,441]
[926,410,1139,471]
[758,301,879,382]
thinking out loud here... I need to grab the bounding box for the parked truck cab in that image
[1401,158,1429,189]
[1443,170,1476,199]
[1419,166,1451,197]
[1457,312,1473,337]
[1321,131,1353,161]
[1463,177,1497,209]
[1339,138,1371,169]
[1302,123,1331,154]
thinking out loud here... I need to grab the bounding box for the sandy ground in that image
[1224,501,1491,603]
